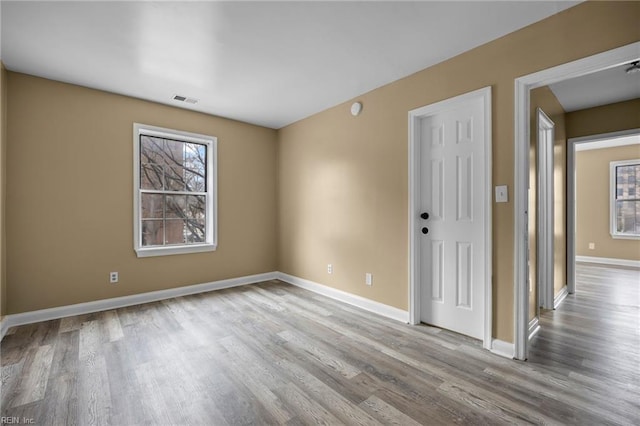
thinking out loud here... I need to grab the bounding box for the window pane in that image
[185,144,206,191]
[186,195,205,219]
[616,166,627,184]
[186,219,205,243]
[141,194,163,219]
[629,164,640,198]
[616,200,639,234]
[163,140,186,191]
[140,136,165,164]
[140,163,163,190]
[165,195,186,219]
[185,170,205,192]
[141,220,164,246]
[140,137,166,191]
[165,219,186,245]
[184,143,205,167]
[616,164,640,201]
[141,136,206,193]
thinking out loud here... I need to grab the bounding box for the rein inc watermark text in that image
[1,417,35,424]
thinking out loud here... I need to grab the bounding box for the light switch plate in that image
[495,185,508,203]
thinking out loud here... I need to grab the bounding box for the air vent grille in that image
[172,94,199,104]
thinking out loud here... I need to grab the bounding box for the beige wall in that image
[529,86,567,320]
[576,144,640,260]
[278,1,639,342]
[6,73,278,314]
[566,99,640,139]
[1,62,6,317]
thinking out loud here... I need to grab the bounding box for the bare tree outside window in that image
[140,135,207,246]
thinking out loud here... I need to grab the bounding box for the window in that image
[134,123,217,257]
[611,159,640,239]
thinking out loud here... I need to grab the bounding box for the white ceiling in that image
[549,63,640,112]
[1,1,581,129]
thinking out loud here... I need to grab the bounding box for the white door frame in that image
[513,41,640,360]
[537,108,555,310]
[408,86,492,350]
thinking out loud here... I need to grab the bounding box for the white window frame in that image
[610,158,640,240]
[133,123,218,257]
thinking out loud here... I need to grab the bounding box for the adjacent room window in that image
[134,123,217,257]
[611,159,640,239]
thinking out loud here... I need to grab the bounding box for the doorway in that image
[568,130,640,278]
[408,86,492,349]
[514,41,640,360]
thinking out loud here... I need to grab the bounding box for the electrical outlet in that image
[327,264,333,274]
[365,273,372,286]
[110,272,119,283]
[588,242,595,250]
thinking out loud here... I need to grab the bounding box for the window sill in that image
[135,243,217,258]
[611,233,640,240]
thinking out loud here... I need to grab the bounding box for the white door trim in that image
[408,86,492,350]
[537,108,555,310]
[513,41,640,360]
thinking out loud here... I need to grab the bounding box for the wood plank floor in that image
[1,264,638,425]
[527,262,640,423]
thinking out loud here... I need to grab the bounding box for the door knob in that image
[421,212,429,220]
[421,227,429,234]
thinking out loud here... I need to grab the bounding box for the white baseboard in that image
[576,256,640,268]
[554,286,568,309]
[0,271,410,340]
[490,339,514,359]
[528,317,540,340]
[276,272,410,323]
[0,272,278,340]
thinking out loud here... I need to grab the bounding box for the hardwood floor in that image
[528,262,640,423]
[1,264,638,425]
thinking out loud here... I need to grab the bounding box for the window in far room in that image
[133,123,217,257]
[611,159,640,239]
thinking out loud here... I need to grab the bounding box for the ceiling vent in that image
[625,61,640,74]
[172,94,199,104]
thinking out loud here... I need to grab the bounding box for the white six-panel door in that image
[418,96,487,340]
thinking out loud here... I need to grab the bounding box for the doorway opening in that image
[569,130,640,278]
[514,41,640,360]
